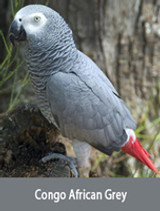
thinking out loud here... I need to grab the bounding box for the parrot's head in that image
[9,4,72,48]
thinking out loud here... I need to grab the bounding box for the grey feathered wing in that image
[46,51,136,155]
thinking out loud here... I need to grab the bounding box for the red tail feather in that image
[121,136,159,174]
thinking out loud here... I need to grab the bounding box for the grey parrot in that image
[9,4,159,176]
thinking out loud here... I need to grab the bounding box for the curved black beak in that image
[9,20,26,45]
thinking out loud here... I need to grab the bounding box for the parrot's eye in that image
[34,16,41,22]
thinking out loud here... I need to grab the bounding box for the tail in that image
[121,129,159,174]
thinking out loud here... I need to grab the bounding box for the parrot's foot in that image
[41,153,79,178]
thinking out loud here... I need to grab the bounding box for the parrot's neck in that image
[26,42,77,74]
[25,38,77,91]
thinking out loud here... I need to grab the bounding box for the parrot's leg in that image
[41,153,78,177]
[72,140,91,177]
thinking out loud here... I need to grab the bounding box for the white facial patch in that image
[15,12,47,35]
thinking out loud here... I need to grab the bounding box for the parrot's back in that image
[45,51,136,155]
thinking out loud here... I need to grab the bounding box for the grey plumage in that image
[47,51,136,155]
[9,5,136,157]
